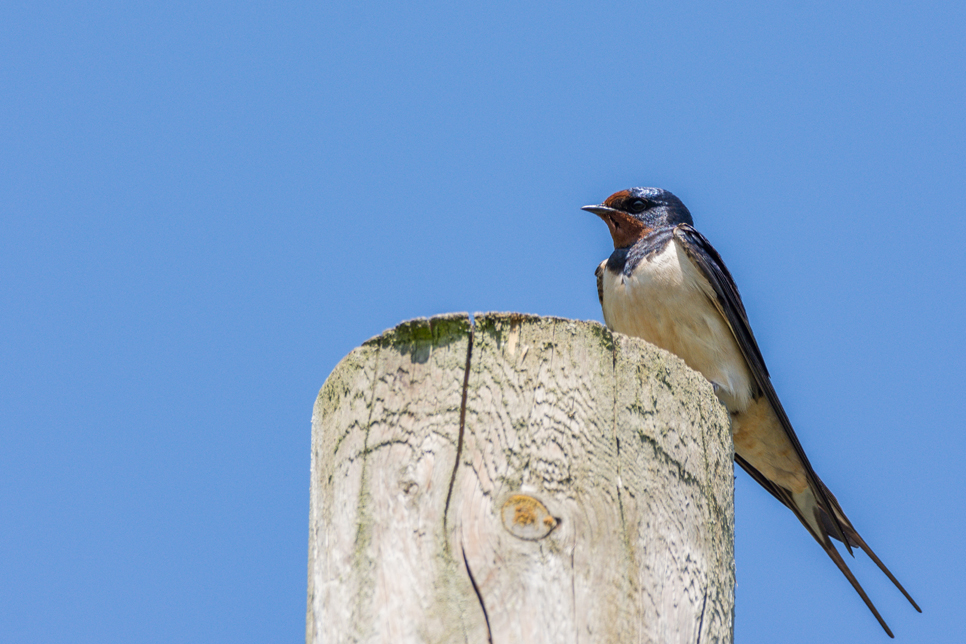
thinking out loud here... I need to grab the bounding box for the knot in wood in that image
[501,494,557,541]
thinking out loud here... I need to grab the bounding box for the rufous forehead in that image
[603,190,632,208]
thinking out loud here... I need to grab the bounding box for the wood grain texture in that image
[308,312,734,644]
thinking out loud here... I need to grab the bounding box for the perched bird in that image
[585,187,920,637]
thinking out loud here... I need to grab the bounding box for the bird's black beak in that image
[581,204,619,218]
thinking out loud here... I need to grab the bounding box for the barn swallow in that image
[585,187,920,637]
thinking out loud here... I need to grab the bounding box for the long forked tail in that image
[735,455,920,638]
[818,480,922,613]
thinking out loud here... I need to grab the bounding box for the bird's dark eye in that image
[628,199,649,213]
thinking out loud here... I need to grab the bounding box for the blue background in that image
[3,1,963,642]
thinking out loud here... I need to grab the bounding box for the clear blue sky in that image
[2,2,963,642]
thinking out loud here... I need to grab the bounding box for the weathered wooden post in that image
[307,312,734,644]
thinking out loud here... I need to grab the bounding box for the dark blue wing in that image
[673,223,920,634]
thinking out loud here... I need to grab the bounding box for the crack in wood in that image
[462,543,494,644]
[695,586,709,644]
[443,314,475,533]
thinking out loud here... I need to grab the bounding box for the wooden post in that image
[307,312,734,644]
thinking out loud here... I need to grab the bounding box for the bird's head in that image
[583,187,693,249]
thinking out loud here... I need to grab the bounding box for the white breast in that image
[600,239,755,412]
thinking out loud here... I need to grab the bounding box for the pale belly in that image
[600,239,808,492]
[600,239,755,413]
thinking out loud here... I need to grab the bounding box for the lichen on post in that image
[308,312,734,644]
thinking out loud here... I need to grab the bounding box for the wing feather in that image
[595,261,605,307]
[673,224,919,632]
[672,224,846,539]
